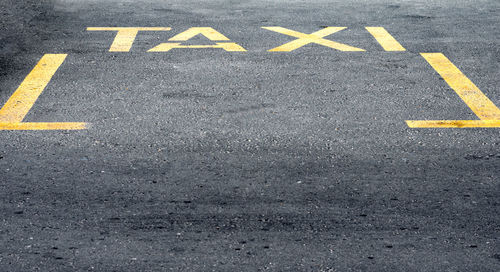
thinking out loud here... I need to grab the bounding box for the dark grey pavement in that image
[0,0,499,271]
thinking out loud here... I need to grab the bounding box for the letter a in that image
[148,27,246,52]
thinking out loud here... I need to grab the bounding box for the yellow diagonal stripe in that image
[0,54,67,122]
[365,27,406,51]
[421,53,500,120]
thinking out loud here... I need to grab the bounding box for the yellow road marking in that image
[406,120,500,128]
[148,27,246,52]
[407,53,500,128]
[262,26,365,52]
[421,53,500,120]
[365,27,406,51]
[148,42,246,52]
[168,27,231,41]
[87,27,171,52]
[0,122,87,130]
[0,54,67,122]
[0,54,87,131]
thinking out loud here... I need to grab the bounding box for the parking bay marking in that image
[1,29,499,130]
[407,53,500,128]
[0,54,87,130]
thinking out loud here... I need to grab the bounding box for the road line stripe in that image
[0,122,87,130]
[421,53,500,120]
[365,27,406,51]
[406,120,500,128]
[0,54,67,123]
[407,53,500,128]
[0,54,88,131]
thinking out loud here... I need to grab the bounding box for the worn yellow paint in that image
[407,53,500,128]
[87,27,171,52]
[365,27,406,51]
[168,27,231,41]
[262,26,365,52]
[0,122,87,130]
[148,42,246,52]
[0,54,87,131]
[406,120,500,128]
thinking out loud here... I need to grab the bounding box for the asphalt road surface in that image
[1,0,499,271]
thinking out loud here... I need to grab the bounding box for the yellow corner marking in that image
[0,54,87,131]
[407,53,500,128]
[0,122,87,130]
[148,42,246,52]
[87,27,171,52]
[365,27,406,51]
[168,27,231,41]
[262,26,365,52]
[420,53,500,120]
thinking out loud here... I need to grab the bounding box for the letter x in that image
[263,27,365,52]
